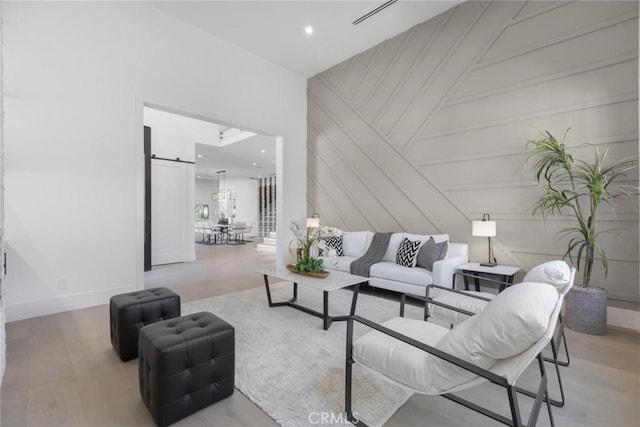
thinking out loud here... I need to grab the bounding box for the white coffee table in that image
[259,266,367,330]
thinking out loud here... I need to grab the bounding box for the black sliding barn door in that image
[144,126,152,271]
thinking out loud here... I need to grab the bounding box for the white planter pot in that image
[565,286,607,335]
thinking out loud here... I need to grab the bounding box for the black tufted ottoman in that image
[110,287,181,361]
[138,312,235,426]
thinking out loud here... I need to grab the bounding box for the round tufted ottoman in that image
[109,287,181,361]
[138,312,235,426]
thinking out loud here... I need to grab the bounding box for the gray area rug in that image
[182,282,420,427]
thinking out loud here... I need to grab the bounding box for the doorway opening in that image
[142,105,279,291]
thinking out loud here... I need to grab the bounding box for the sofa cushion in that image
[523,260,571,293]
[353,317,449,393]
[416,237,448,271]
[396,237,422,267]
[319,255,359,272]
[342,231,372,257]
[319,235,344,256]
[382,233,405,262]
[383,233,450,262]
[405,233,449,244]
[370,261,433,286]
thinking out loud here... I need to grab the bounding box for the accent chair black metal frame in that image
[345,307,556,427]
[423,272,571,407]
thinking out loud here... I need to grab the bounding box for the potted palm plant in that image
[527,129,638,334]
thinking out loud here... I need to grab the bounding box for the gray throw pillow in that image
[416,237,448,271]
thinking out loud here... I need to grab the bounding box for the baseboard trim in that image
[608,306,640,332]
[5,284,142,322]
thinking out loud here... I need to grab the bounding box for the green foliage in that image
[294,233,325,273]
[295,256,324,273]
[527,130,638,286]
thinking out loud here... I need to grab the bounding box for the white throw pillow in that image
[382,233,405,262]
[429,291,494,325]
[426,282,558,392]
[342,231,371,257]
[523,260,571,293]
[473,282,558,359]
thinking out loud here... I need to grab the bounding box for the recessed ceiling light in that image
[197,175,201,178]
[261,149,266,153]
[305,26,314,35]
[197,154,202,158]
[252,162,257,166]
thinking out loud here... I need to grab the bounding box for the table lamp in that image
[472,213,497,267]
[306,217,320,228]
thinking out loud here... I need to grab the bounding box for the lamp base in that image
[479,262,497,267]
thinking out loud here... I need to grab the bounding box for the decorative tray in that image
[285,264,330,278]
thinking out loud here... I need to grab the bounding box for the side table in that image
[456,262,521,292]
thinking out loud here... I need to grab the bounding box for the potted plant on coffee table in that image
[527,129,638,334]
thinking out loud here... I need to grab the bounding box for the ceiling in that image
[151,0,463,78]
[195,134,276,180]
[155,1,462,178]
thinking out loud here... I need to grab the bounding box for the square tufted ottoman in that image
[138,312,235,426]
[110,287,181,361]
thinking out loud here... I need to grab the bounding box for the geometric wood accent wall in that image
[307,1,639,304]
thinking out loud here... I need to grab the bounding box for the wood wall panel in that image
[482,1,638,63]
[430,61,638,135]
[388,1,510,149]
[452,20,638,102]
[307,124,395,231]
[337,47,375,100]
[307,1,639,304]
[325,58,351,89]
[513,1,571,22]
[411,101,638,163]
[348,33,409,111]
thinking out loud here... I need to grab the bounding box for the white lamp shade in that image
[472,220,496,237]
[306,217,320,228]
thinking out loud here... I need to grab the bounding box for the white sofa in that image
[320,231,468,296]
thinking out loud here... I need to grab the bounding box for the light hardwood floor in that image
[2,242,639,426]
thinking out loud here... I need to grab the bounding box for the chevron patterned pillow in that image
[395,237,422,267]
[319,235,344,256]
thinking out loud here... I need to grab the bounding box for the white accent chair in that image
[228,221,247,244]
[425,261,576,407]
[346,283,561,426]
[203,222,222,244]
[195,222,216,243]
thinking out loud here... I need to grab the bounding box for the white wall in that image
[3,2,307,321]
[196,177,259,228]
[195,178,217,220]
[144,107,219,160]
[228,178,260,227]
[0,0,5,382]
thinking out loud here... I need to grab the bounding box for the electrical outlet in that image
[58,277,68,290]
